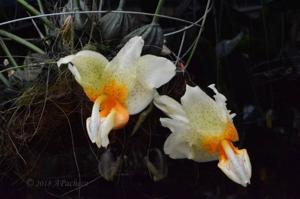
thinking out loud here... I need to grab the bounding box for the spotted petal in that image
[161,117,218,162]
[57,50,109,89]
[102,37,144,92]
[181,85,227,134]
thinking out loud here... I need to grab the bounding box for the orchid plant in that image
[154,84,252,187]
[57,36,176,148]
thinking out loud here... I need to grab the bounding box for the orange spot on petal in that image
[84,80,128,104]
[202,122,239,154]
[102,80,128,105]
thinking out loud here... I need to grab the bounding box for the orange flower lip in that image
[102,80,128,105]
[217,139,252,187]
[100,97,129,129]
[84,80,130,130]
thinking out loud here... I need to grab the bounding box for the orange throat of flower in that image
[218,139,239,161]
[202,122,239,155]
[100,96,129,129]
[85,80,129,129]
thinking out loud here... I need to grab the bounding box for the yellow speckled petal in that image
[102,37,144,93]
[160,117,222,162]
[208,84,235,120]
[71,50,109,89]
[181,85,227,134]
[57,50,109,91]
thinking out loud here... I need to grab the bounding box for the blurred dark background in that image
[1,0,300,198]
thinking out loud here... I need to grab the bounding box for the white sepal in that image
[137,55,176,89]
[57,55,75,67]
[154,94,188,123]
[68,63,81,82]
[86,97,101,146]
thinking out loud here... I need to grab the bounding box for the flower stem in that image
[152,0,165,24]
[0,29,45,54]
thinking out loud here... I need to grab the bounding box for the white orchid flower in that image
[57,36,176,148]
[154,84,251,187]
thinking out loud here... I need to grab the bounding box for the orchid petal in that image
[160,118,192,159]
[57,55,75,67]
[127,81,155,115]
[109,36,144,72]
[181,85,226,133]
[68,63,81,82]
[89,98,101,143]
[57,50,109,90]
[160,117,218,162]
[86,117,96,143]
[98,110,116,148]
[137,55,176,89]
[208,84,233,121]
[164,132,192,159]
[154,94,188,123]
[103,37,144,92]
[71,50,108,88]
